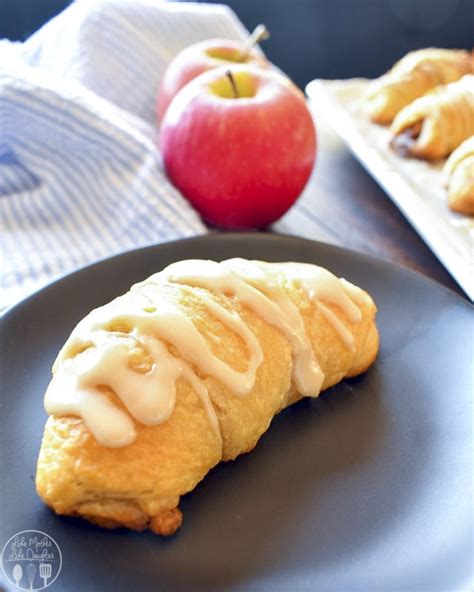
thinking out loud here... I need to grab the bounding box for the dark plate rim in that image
[1,232,471,323]
[1,232,473,592]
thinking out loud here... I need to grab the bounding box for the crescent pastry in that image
[366,48,472,124]
[36,259,379,535]
[390,75,474,160]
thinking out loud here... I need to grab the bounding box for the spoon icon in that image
[27,563,36,590]
[12,564,23,588]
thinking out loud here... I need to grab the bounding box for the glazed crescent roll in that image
[366,48,472,124]
[36,259,379,535]
[443,136,474,215]
[389,75,474,160]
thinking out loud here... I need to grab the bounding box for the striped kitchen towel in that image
[0,0,249,309]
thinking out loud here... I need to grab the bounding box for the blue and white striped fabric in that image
[0,0,249,309]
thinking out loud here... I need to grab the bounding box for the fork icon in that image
[39,563,52,588]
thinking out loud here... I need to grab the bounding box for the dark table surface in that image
[272,106,465,299]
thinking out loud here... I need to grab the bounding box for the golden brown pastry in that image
[366,48,472,124]
[443,136,474,214]
[36,259,379,535]
[389,75,474,160]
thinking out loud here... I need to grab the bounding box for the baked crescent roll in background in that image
[443,136,474,215]
[36,259,379,535]
[365,48,472,125]
[389,75,474,161]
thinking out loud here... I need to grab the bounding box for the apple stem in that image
[239,24,270,62]
[226,70,239,98]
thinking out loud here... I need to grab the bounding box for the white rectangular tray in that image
[306,78,473,300]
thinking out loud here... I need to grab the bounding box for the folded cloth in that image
[0,0,249,309]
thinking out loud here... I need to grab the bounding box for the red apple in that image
[157,37,269,123]
[160,65,317,229]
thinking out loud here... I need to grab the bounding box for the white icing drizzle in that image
[45,259,365,448]
[317,303,355,350]
[45,365,137,447]
[159,259,324,396]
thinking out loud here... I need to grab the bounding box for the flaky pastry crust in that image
[366,48,472,125]
[36,263,379,535]
[443,136,474,214]
[390,75,474,160]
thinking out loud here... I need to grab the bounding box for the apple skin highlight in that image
[160,65,317,229]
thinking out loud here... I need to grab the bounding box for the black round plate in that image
[1,234,472,592]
